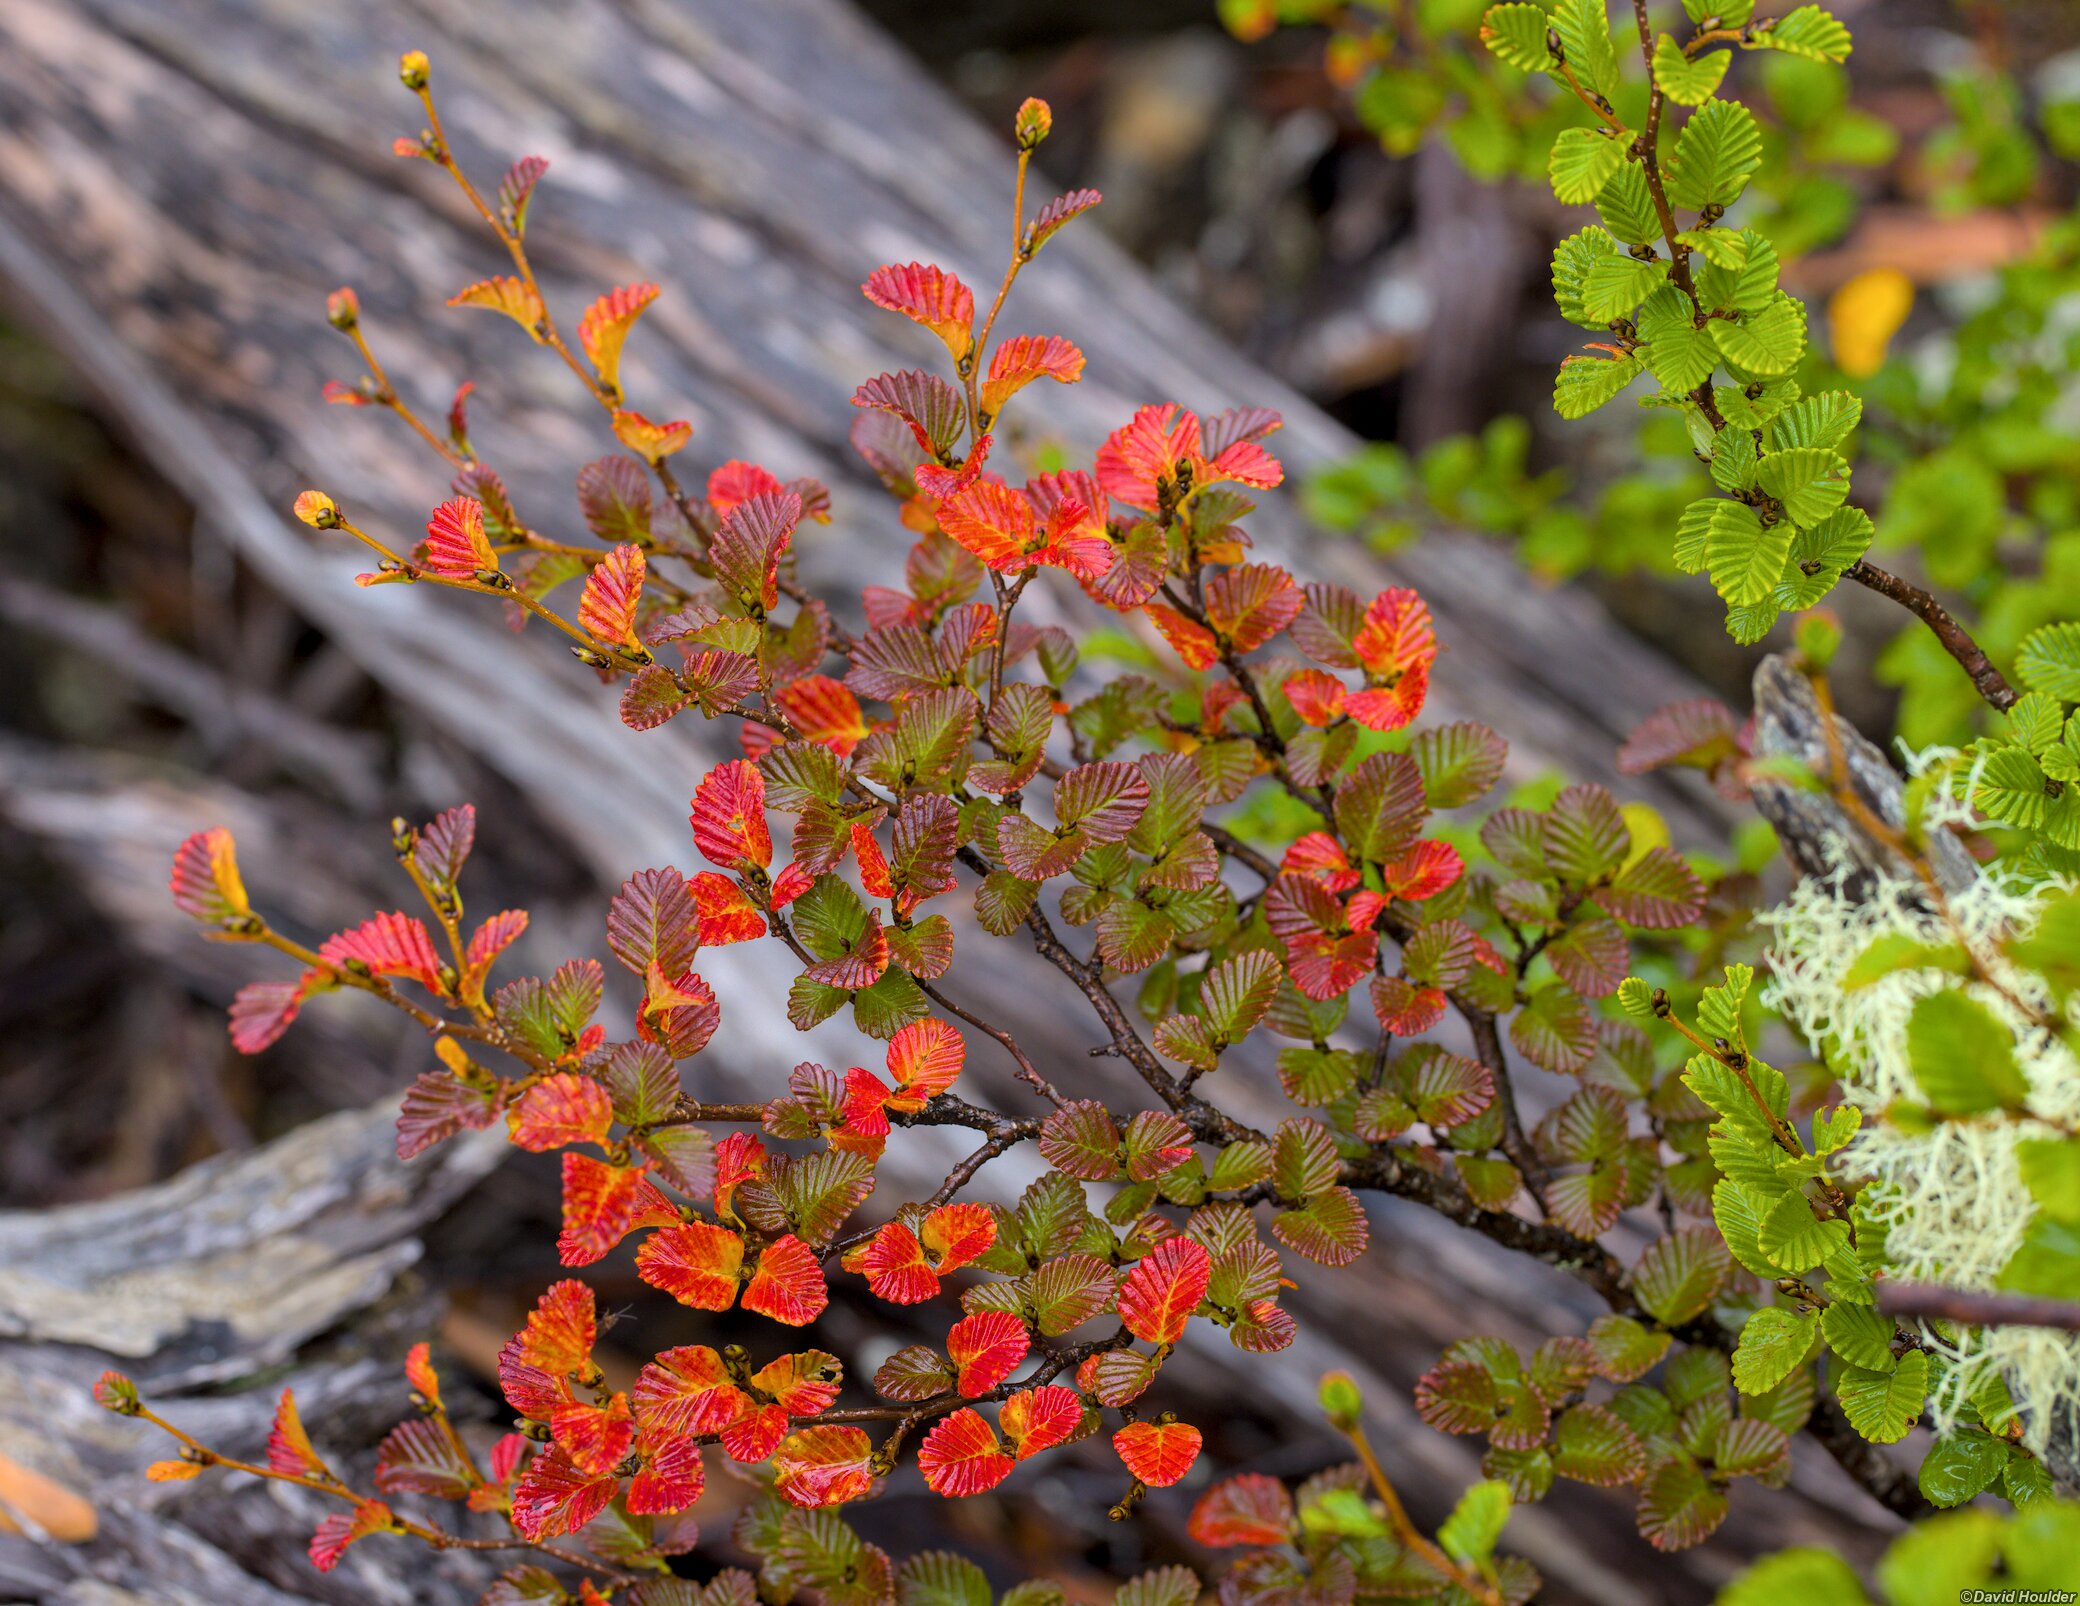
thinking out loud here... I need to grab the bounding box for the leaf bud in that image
[1014,97,1052,151]
[1795,611,1842,672]
[293,489,340,529]
[399,50,431,91]
[93,1371,143,1415]
[325,287,360,330]
[1318,1369,1364,1431]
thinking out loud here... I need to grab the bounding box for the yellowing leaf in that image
[448,275,547,342]
[1827,268,1912,379]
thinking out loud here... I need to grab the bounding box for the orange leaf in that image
[145,1459,200,1483]
[946,1310,1028,1396]
[1205,563,1302,653]
[1281,669,1348,728]
[750,1350,845,1417]
[885,1017,964,1110]
[691,759,772,871]
[1116,1236,1212,1346]
[743,1234,829,1325]
[558,1152,678,1267]
[772,1425,876,1509]
[507,1073,614,1152]
[448,276,547,342]
[423,496,498,578]
[631,1345,743,1439]
[511,1280,598,1375]
[578,282,660,395]
[1380,839,1463,902]
[1000,1384,1083,1459]
[405,1342,443,1410]
[708,459,785,517]
[851,821,893,899]
[267,1389,326,1479]
[937,479,1039,571]
[919,1201,995,1272]
[980,334,1085,419]
[689,871,766,946]
[627,1434,705,1515]
[611,408,693,464]
[1144,604,1220,671]
[862,262,975,362]
[1351,587,1437,682]
[916,1408,1013,1497]
[637,1222,746,1311]
[169,827,248,923]
[510,1450,615,1542]
[551,1392,634,1477]
[1113,1420,1202,1487]
[579,544,645,647]
[774,674,868,756]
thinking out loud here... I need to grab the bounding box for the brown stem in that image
[1844,559,2019,712]
[1877,1283,2080,1332]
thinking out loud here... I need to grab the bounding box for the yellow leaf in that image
[1827,268,1912,379]
[1620,802,1671,870]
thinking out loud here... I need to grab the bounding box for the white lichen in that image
[1759,840,2080,1453]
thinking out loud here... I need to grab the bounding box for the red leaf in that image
[637,1222,746,1310]
[1370,975,1447,1036]
[689,871,766,946]
[579,544,645,647]
[1096,403,1201,512]
[862,263,975,361]
[507,1073,613,1152]
[691,760,773,871]
[463,909,528,997]
[1380,840,1463,902]
[577,282,660,395]
[917,1408,1013,1497]
[169,827,248,922]
[607,866,700,980]
[999,1384,1083,1458]
[309,1499,394,1571]
[802,911,889,990]
[1113,1419,1201,1487]
[551,1391,634,1476]
[229,977,313,1053]
[947,1311,1029,1396]
[708,459,786,517]
[855,1221,938,1304]
[743,1234,828,1325]
[1116,1236,1212,1346]
[423,495,497,578]
[772,1425,877,1509]
[1204,564,1302,653]
[632,1346,741,1440]
[373,1416,474,1500]
[1281,831,1360,892]
[497,156,549,234]
[1188,1473,1293,1546]
[320,910,442,990]
[627,1433,705,1515]
[511,1280,597,1376]
[750,1350,845,1417]
[510,1448,617,1541]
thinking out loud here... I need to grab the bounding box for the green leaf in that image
[2017,1137,2080,1222]
[1837,1350,1927,1444]
[1757,1189,1849,1273]
[1596,165,1661,245]
[1716,1548,1870,1606]
[1731,1305,1816,1393]
[1712,1180,1779,1277]
[1712,293,1808,375]
[1637,286,1718,392]
[1554,0,1619,98]
[1480,3,1559,73]
[1653,34,1729,105]
[1820,1299,1896,1372]
[1411,721,1508,808]
[1550,127,1629,205]
[2018,622,2080,699]
[1581,253,1666,321]
[1553,226,1620,327]
[1705,502,1793,607]
[1917,1428,2008,1508]
[1769,390,1862,451]
[1666,99,1763,210]
[1678,227,1748,268]
[1842,932,1969,991]
[1436,1480,1511,1565]
[1633,1227,1732,1324]
[1756,446,1849,527]
[1751,6,1853,63]
[1555,353,1644,418]
[1905,991,2029,1115]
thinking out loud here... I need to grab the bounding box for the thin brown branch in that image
[1877,1283,2080,1332]
[1844,559,2019,712]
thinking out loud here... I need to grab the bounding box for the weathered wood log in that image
[0,1,1906,1599]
